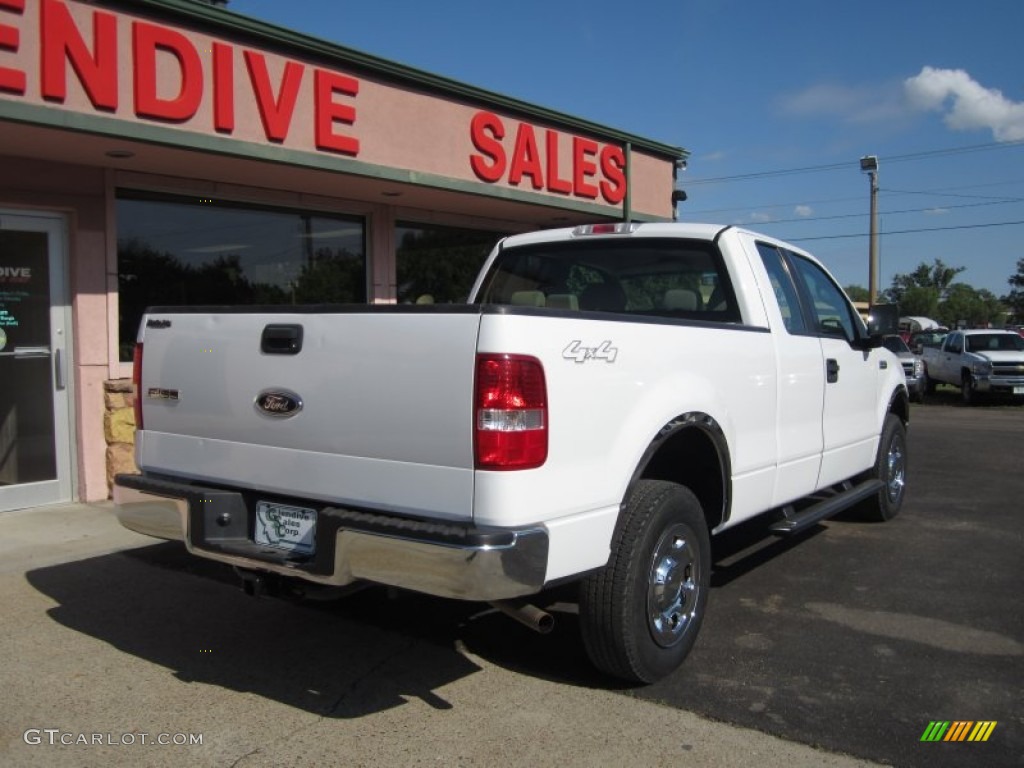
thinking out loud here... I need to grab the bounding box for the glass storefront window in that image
[395,221,504,304]
[116,192,365,361]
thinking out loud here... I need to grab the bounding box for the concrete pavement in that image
[0,502,884,767]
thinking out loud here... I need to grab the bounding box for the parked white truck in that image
[920,328,1024,404]
[114,222,909,683]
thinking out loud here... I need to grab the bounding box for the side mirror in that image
[853,333,884,351]
[853,318,884,351]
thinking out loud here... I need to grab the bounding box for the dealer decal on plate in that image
[254,501,317,556]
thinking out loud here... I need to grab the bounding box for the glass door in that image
[0,212,73,512]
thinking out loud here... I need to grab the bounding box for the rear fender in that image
[625,412,731,531]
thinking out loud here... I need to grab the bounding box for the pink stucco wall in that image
[0,0,675,218]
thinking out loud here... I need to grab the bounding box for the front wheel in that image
[579,480,710,684]
[857,413,907,522]
[961,372,976,405]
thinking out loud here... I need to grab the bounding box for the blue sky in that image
[228,0,1024,297]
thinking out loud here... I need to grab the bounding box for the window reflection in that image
[395,221,504,304]
[116,192,365,361]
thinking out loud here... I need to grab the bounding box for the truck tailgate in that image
[135,307,482,521]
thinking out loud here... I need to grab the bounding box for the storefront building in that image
[0,0,685,512]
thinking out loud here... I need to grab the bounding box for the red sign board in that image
[0,0,631,207]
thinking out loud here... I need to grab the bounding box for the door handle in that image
[12,346,50,358]
[54,348,66,390]
[261,324,303,355]
[826,358,840,383]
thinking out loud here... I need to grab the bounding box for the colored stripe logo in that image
[921,721,997,742]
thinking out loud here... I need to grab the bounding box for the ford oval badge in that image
[255,390,303,418]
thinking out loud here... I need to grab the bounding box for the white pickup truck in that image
[920,328,1024,404]
[114,222,909,683]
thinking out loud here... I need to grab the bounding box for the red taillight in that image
[474,354,547,470]
[132,343,143,431]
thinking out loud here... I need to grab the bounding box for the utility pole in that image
[860,156,880,304]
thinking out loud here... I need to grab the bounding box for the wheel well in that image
[637,422,727,530]
[889,390,910,425]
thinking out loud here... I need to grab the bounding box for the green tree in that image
[1002,257,1024,321]
[936,284,1005,328]
[898,285,941,318]
[883,259,965,305]
[844,284,870,303]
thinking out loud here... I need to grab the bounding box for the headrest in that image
[510,290,546,307]
[663,288,699,311]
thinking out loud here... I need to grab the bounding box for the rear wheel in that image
[579,480,710,683]
[858,413,907,522]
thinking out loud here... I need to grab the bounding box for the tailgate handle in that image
[261,324,303,355]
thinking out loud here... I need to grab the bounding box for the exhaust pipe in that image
[489,600,554,634]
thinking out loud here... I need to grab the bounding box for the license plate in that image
[254,501,317,556]
[1015,386,1024,395]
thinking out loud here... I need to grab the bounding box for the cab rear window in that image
[476,238,741,323]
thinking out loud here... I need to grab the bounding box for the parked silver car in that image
[883,335,925,403]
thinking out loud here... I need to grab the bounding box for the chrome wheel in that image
[579,480,710,683]
[857,413,907,522]
[885,435,906,505]
[647,523,701,648]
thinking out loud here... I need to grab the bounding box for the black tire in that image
[961,372,975,405]
[923,370,937,395]
[579,480,710,684]
[858,413,907,522]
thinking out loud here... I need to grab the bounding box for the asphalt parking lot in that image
[1,400,1021,767]
[636,399,1024,768]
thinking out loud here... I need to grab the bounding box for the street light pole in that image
[860,155,880,304]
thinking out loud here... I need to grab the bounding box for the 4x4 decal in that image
[563,340,618,363]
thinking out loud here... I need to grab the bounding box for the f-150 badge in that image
[563,340,618,363]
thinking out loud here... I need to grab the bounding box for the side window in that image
[789,253,859,340]
[756,243,806,334]
[947,334,963,354]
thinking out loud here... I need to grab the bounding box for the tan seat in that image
[663,288,699,311]
[510,290,546,307]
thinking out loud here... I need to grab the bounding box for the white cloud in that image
[794,205,813,218]
[923,207,950,216]
[904,67,1024,142]
[779,82,906,124]
[749,212,773,223]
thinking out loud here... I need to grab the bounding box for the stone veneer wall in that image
[104,379,137,493]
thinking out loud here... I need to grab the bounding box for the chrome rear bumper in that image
[113,475,548,601]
